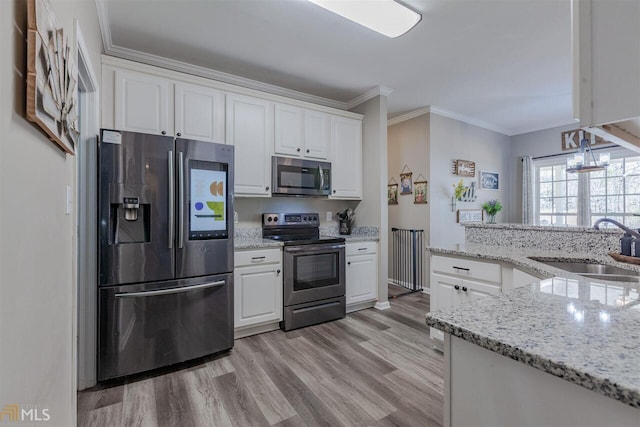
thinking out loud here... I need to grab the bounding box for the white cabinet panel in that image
[114,69,171,136]
[462,279,500,304]
[431,255,501,284]
[330,116,362,199]
[432,273,460,312]
[226,94,274,196]
[346,253,378,305]
[274,103,304,157]
[513,268,542,288]
[175,82,225,143]
[234,264,282,329]
[304,110,330,160]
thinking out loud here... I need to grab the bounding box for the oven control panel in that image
[263,213,320,227]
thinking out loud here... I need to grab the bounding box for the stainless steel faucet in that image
[593,218,640,239]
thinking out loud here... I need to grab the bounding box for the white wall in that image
[429,113,512,247]
[0,1,102,425]
[387,114,429,283]
[350,95,389,307]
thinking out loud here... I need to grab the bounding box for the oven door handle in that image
[285,244,345,253]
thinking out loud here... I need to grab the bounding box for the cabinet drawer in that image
[235,248,281,267]
[431,255,501,284]
[346,241,377,256]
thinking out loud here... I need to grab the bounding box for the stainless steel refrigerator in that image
[97,129,234,381]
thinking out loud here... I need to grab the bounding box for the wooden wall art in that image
[413,173,428,204]
[452,159,476,177]
[27,0,78,154]
[561,129,608,152]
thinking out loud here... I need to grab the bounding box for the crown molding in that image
[95,0,112,53]
[387,107,431,126]
[509,119,578,136]
[346,86,394,110]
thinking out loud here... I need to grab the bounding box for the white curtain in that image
[522,155,535,224]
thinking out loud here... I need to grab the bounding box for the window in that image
[537,163,578,226]
[534,149,640,227]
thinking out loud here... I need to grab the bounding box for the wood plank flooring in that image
[78,288,443,426]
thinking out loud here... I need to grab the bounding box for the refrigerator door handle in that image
[168,150,175,249]
[114,280,225,298]
[178,151,185,249]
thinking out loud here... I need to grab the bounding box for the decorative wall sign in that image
[26,0,78,154]
[457,209,484,224]
[388,184,399,205]
[561,129,608,151]
[460,181,478,202]
[399,165,413,194]
[413,173,428,204]
[452,159,476,177]
[480,171,499,190]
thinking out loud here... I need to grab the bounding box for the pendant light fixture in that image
[566,130,610,173]
[307,0,422,38]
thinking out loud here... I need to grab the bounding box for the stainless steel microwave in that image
[272,156,331,196]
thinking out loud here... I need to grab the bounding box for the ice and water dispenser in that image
[110,189,150,244]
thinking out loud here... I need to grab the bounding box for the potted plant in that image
[482,200,502,224]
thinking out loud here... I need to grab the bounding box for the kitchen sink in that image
[528,258,640,282]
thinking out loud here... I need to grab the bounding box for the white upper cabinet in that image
[174,82,225,143]
[573,0,640,126]
[330,116,362,200]
[114,69,171,136]
[304,110,330,160]
[226,94,274,197]
[274,103,304,157]
[274,104,330,160]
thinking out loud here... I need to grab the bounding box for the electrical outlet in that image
[326,211,332,221]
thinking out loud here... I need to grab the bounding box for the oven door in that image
[283,243,345,306]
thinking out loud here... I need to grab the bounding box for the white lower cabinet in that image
[346,242,378,308]
[234,248,282,331]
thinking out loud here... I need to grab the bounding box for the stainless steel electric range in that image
[262,213,346,331]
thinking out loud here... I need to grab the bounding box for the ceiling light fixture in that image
[307,0,421,38]
[566,130,610,173]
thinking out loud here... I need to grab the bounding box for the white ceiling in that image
[99,0,575,135]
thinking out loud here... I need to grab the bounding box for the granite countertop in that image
[464,222,623,234]
[426,243,640,408]
[234,237,283,250]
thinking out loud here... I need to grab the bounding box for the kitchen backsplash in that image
[465,223,622,253]
[234,197,358,226]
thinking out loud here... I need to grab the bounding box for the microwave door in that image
[175,138,234,278]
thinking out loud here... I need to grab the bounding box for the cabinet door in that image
[226,94,274,196]
[114,69,171,136]
[329,116,362,199]
[234,264,282,329]
[431,273,461,311]
[346,253,378,305]
[274,103,304,157]
[462,279,500,304]
[304,110,330,160]
[174,82,225,143]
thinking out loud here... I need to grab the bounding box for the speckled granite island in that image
[427,225,640,427]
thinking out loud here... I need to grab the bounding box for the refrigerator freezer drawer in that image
[98,273,233,381]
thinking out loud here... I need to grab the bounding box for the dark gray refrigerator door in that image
[175,139,234,278]
[98,130,175,286]
[97,273,234,381]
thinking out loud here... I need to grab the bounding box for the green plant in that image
[453,180,467,200]
[482,200,503,216]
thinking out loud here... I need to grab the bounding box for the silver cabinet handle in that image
[168,151,175,249]
[178,152,185,249]
[115,280,225,298]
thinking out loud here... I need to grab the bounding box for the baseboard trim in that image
[374,301,391,311]
[234,321,280,339]
[346,300,376,313]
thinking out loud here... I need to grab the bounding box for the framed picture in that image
[452,159,476,177]
[414,180,428,204]
[457,209,484,223]
[400,172,412,194]
[388,184,398,205]
[26,0,79,154]
[480,171,499,190]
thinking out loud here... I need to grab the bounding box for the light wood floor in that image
[78,286,443,426]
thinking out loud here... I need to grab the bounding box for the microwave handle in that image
[319,164,324,190]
